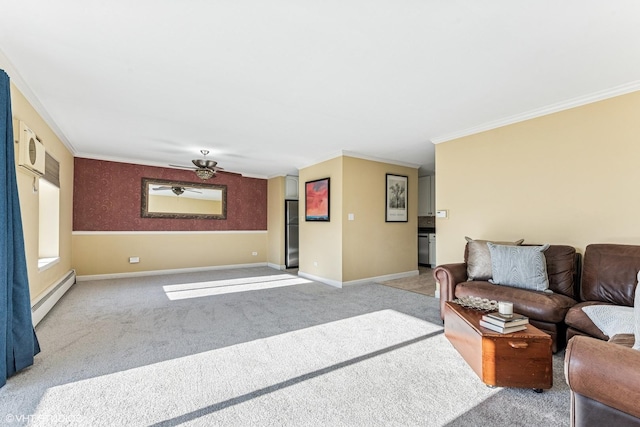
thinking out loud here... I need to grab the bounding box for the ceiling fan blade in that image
[169,163,197,170]
[184,189,202,193]
[217,169,242,176]
[152,186,173,191]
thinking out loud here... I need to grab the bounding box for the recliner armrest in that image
[565,335,640,419]
[433,263,468,320]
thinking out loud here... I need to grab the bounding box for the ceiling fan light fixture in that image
[195,169,215,180]
[171,186,185,196]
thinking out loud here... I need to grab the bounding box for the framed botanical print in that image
[385,174,408,222]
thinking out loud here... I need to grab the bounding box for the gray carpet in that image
[0,267,570,426]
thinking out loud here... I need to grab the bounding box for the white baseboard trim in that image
[297,269,419,288]
[346,270,420,286]
[32,270,76,327]
[297,271,343,288]
[76,262,269,282]
[267,263,287,270]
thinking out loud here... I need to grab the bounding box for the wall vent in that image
[17,121,45,176]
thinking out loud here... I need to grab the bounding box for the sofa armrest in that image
[433,263,468,321]
[565,335,640,419]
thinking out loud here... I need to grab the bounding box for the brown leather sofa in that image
[564,244,640,340]
[565,335,640,426]
[563,244,640,426]
[433,244,580,352]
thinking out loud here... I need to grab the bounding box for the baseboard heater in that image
[31,269,76,327]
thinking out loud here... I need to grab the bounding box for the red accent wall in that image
[73,158,267,231]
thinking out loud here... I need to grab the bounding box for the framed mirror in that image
[141,178,227,219]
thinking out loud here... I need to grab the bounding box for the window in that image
[38,152,60,270]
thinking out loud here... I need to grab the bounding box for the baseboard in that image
[31,269,76,327]
[296,270,418,288]
[267,263,287,270]
[344,270,419,286]
[76,262,269,282]
[297,271,342,288]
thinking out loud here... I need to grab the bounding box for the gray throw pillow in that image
[465,237,524,281]
[487,243,550,291]
[634,273,640,351]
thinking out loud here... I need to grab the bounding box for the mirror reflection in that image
[141,178,227,219]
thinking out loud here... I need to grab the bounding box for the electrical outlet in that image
[252,251,258,256]
[313,261,318,267]
[129,257,140,264]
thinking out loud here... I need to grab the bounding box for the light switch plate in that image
[436,210,448,218]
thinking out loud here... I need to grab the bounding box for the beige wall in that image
[299,155,418,284]
[10,83,74,301]
[342,157,418,281]
[435,90,640,264]
[267,176,285,268]
[299,157,344,282]
[72,232,267,276]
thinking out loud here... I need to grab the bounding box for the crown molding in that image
[74,151,268,179]
[431,81,640,144]
[0,48,78,155]
[297,149,420,171]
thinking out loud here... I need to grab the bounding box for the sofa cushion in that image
[582,305,635,338]
[464,237,524,281]
[565,302,612,340]
[544,245,579,298]
[581,244,640,306]
[455,281,576,323]
[488,243,550,291]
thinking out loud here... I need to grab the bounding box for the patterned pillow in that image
[487,243,550,291]
[634,272,640,350]
[465,237,524,281]
[582,305,635,338]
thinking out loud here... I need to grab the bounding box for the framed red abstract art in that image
[305,177,330,221]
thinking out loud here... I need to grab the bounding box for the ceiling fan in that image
[151,186,202,196]
[170,150,225,180]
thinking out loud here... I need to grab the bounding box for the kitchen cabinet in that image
[285,175,299,199]
[418,175,435,216]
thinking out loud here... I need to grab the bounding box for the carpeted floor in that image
[0,267,569,426]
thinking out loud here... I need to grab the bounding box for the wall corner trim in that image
[267,263,287,270]
[297,271,342,288]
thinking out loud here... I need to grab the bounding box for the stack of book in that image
[479,312,529,334]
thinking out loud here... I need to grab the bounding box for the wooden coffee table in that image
[444,301,552,391]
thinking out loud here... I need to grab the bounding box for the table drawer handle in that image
[509,341,529,349]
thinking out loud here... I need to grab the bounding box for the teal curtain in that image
[1,69,40,388]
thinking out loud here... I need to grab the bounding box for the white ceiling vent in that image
[17,121,45,176]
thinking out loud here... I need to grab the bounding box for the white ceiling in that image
[1,1,640,178]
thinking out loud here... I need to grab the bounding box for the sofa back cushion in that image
[464,243,578,298]
[581,244,640,306]
[544,245,579,298]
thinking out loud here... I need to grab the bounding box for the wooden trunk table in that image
[444,301,552,391]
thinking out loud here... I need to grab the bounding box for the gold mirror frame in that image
[141,178,227,219]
